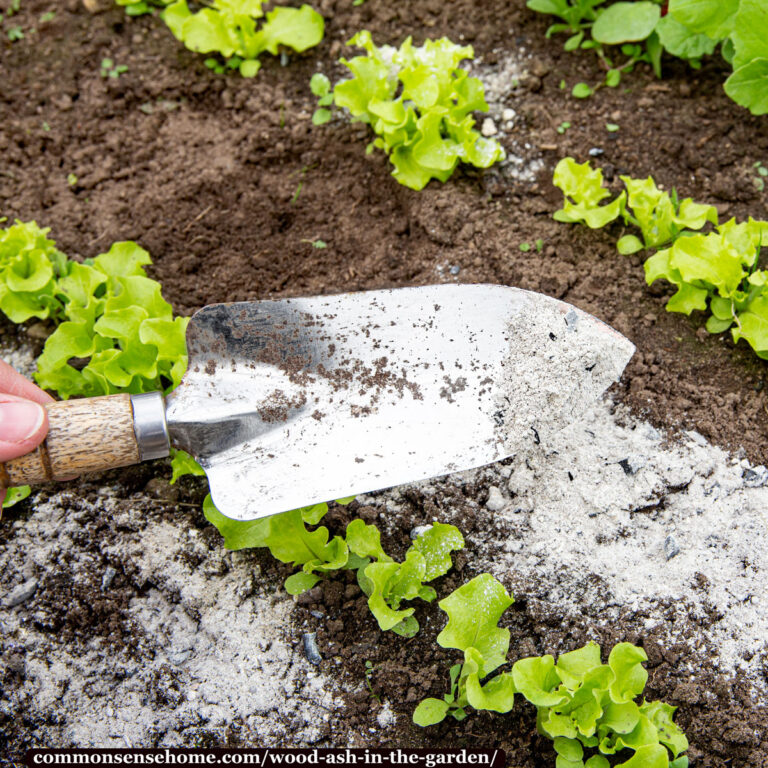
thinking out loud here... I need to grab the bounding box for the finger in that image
[0,396,49,463]
[0,360,54,404]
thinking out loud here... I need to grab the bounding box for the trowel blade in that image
[165,285,635,521]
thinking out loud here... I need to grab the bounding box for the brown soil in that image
[2,0,768,765]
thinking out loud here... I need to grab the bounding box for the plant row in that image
[552,157,768,358]
[108,1,505,190]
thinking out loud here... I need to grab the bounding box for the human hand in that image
[0,360,53,507]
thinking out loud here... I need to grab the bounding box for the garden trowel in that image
[2,285,634,520]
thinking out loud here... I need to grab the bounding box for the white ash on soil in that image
[362,398,768,698]
[0,489,342,748]
[472,50,545,184]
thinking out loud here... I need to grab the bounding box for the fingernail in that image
[0,401,46,442]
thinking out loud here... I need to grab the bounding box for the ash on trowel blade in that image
[494,304,634,452]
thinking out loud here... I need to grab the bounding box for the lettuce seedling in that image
[312,31,504,190]
[356,522,464,637]
[413,574,516,725]
[617,175,718,254]
[203,494,350,594]
[204,494,354,595]
[645,218,768,357]
[414,575,689,765]
[0,221,68,324]
[162,0,324,78]
[34,242,188,399]
[553,158,716,250]
[553,158,626,229]
[513,642,688,767]
[204,491,462,628]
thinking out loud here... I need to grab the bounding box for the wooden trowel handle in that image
[1,392,170,487]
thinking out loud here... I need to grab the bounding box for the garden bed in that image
[1,0,767,765]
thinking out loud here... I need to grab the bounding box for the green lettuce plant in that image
[616,174,718,254]
[311,31,505,190]
[0,228,188,401]
[553,157,717,241]
[0,221,188,507]
[413,573,516,725]
[162,0,324,78]
[553,158,626,229]
[34,242,188,399]
[645,218,768,356]
[0,220,68,324]
[513,643,688,768]
[355,521,464,637]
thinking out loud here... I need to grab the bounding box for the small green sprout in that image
[7,26,24,41]
[572,82,592,98]
[67,173,78,187]
[101,58,129,79]
[301,238,327,249]
[535,238,544,252]
[364,660,381,701]
[754,162,768,191]
[606,122,620,132]
[310,73,333,126]
[519,242,531,252]
[39,10,55,22]
[557,121,571,134]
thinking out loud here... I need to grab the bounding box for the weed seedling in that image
[364,661,381,702]
[754,162,768,192]
[557,121,571,134]
[101,58,128,78]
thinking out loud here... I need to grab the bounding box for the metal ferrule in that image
[130,392,171,462]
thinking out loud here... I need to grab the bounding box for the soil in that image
[2,0,768,765]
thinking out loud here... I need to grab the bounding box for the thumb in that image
[0,395,49,463]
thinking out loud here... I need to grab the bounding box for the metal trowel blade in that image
[165,285,634,520]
